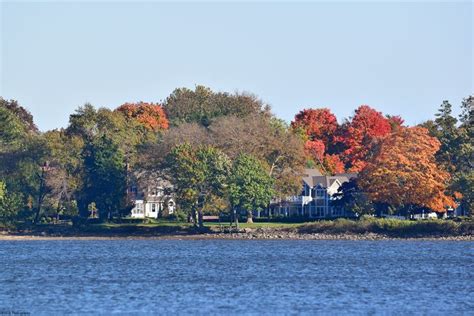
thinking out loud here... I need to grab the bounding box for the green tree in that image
[163,85,269,127]
[209,115,305,198]
[451,95,474,214]
[434,100,459,173]
[0,100,52,223]
[0,181,23,226]
[0,181,5,200]
[42,130,83,219]
[79,135,130,220]
[0,106,30,152]
[0,98,38,134]
[165,144,231,227]
[228,154,274,224]
[333,179,374,217]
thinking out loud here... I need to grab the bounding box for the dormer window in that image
[150,187,164,197]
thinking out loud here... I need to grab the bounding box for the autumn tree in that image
[339,105,392,172]
[321,154,345,175]
[115,102,169,132]
[291,108,344,174]
[358,127,455,215]
[228,154,274,224]
[209,116,306,198]
[66,104,154,200]
[291,108,338,148]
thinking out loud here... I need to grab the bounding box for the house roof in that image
[302,168,323,187]
[302,169,357,189]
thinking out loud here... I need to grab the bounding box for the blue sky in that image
[1,1,472,131]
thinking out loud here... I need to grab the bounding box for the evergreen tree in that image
[79,135,130,220]
[452,96,474,214]
[434,100,459,173]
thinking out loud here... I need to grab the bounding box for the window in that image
[136,203,144,214]
[316,199,325,206]
[168,201,175,214]
[316,206,325,217]
[151,204,156,212]
[150,187,164,197]
[316,189,326,197]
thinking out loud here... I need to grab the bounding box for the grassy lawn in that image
[98,221,192,228]
[204,221,304,229]
[13,217,472,237]
[96,220,303,229]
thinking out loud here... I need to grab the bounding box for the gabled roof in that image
[302,168,323,187]
[302,169,357,189]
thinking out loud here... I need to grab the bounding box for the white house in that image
[128,176,176,219]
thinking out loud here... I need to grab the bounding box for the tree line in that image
[0,86,472,227]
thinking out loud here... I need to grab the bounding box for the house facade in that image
[128,176,176,219]
[270,169,357,219]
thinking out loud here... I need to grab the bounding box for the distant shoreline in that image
[2,218,472,241]
[1,232,472,241]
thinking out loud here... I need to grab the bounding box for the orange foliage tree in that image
[339,105,392,172]
[322,154,345,174]
[116,102,169,131]
[358,126,455,213]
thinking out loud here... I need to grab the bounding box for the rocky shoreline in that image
[1,227,472,241]
[201,227,474,241]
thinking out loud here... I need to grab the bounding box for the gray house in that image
[270,169,357,218]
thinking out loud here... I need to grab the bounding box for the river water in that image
[0,240,472,314]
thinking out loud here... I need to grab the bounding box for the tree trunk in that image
[198,209,204,228]
[34,176,46,224]
[232,208,239,229]
[187,213,193,224]
[247,210,253,224]
[192,207,198,227]
[55,202,61,223]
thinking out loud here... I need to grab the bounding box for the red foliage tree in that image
[292,108,346,174]
[340,105,392,172]
[291,108,338,147]
[304,140,325,162]
[116,102,169,131]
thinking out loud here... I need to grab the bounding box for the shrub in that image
[297,217,471,237]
